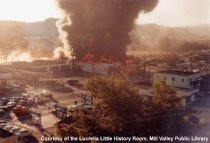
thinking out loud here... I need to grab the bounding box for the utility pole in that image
[143,54,146,82]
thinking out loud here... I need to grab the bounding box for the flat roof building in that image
[0,71,13,86]
[154,70,201,90]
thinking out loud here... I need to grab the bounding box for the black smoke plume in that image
[57,0,158,62]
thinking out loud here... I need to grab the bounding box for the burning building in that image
[56,0,159,62]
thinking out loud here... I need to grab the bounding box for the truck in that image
[13,105,30,116]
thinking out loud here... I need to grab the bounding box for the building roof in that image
[0,72,12,80]
[157,70,199,76]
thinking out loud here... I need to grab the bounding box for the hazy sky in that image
[0,0,62,22]
[0,0,209,26]
[138,0,210,26]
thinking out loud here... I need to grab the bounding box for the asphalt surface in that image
[189,94,210,140]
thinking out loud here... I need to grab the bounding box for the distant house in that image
[154,70,201,90]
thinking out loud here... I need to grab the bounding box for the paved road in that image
[190,95,210,123]
[189,95,210,139]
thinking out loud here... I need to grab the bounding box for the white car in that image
[18,100,26,105]
[27,98,34,104]
[0,123,8,128]
[10,126,21,134]
[0,120,6,124]
[67,104,80,112]
[15,129,31,137]
[7,101,16,107]
[3,124,13,131]
[67,103,94,112]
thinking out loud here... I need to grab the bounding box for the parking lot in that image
[0,76,91,142]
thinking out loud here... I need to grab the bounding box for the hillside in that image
[130,24,210,52]
[0,19,209,58]
[0,18,59,58]
[137,24,210,41]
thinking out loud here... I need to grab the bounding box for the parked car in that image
[0,123,9,128]
[0,106,10,111]
[21,93,29,99]
[3,105,11,111]
[0,102,4,106]
[13,105,30,116]
[3,124,13,131]
[0,120,6,124]
[18,100,26,105]
[9,99,16,102]
[34,97,44,104]
[0,106,4,110]
[26,98,34,105]
[67,79,79,85]
[15,129,31,137]
[0,100,7,105]
[0,109,5,115]
[6,101,16,108]
[10,126,21,134]
[67,103,94,112]
[1,98,8,102]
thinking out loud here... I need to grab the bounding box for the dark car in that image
[0,102,4,106]
[67,80,84,88]
[0,98,8,102]
[67,80,79,86]
[0,109,5,115]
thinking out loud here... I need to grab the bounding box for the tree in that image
[87,75,144,136]
[144,79,199,135]
[57,111,98,137]
[153,79,180,110]
[57,75,199,140]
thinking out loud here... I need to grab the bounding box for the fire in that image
[83,53,94,63]
[83,53,121,63]
[7,51,34,62]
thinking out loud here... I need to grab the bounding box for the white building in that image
[152,70,202,105]
[139,84,199,106]
[77,62,121,75]
[154,70,201,90]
